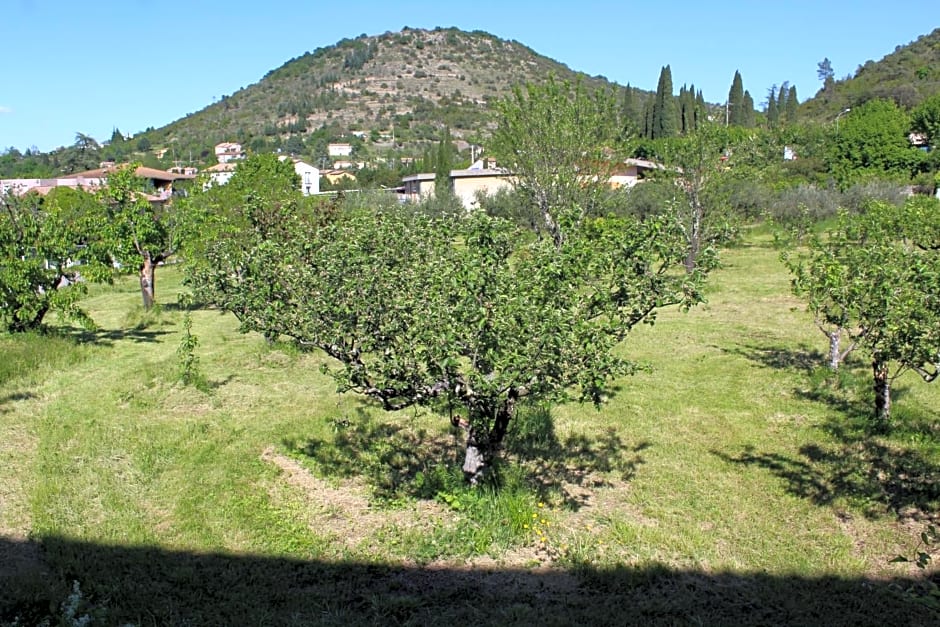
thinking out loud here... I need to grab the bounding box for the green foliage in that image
[786,197,940,421]
[490,76,629,245]
[728,70,745,126]
[434,127,455,193]
[179,152,303,279]
[176,295,206,390]
[785,85,799,123]
[191,192,707,481]
[827,99,924,187]
[651,66,678,139]
[99,163,182,308]
[891,524,939,569]
[649,122,746,272]
[911,92,940,147]
[0,188,111,332]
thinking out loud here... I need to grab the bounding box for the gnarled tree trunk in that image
[872,358,891,423]
[461,394,517,484]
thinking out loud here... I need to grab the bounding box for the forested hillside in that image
[4,25,940,180]
[800,27,940,121]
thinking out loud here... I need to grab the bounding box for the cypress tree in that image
[678,85,693,134]
[695,90,706,128]
[742,90,756,127]
[621,84,643,133]
[652,65,678,139]
[766,85,779,126]
[777,82,789,113]
[728,70,744,125]
[435,127,454,193]
[785,85,798,123]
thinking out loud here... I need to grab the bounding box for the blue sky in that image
[2,0,936,153]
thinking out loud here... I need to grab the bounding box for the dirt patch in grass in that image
[261,446,448,551]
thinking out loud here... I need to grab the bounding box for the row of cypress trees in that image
[623,66,799,139]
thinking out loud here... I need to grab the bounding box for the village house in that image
[215,142,244,163]
[327,143,354,158]
[607,158,663,188]
[1,164,193,203]
[321,168,357,186]
[401,157,660,210]
[401,158,514,209]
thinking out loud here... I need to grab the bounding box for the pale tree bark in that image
[828,329,841,370]
[682,188,703,274]
[139,253,156,310]
[873,358,891,423]
[461,394,517,484]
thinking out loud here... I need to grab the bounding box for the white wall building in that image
[327,143,353,157]
[293,160,319,196]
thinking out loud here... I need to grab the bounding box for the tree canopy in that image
[827,99,923,187]
[788,197,940,422]
[190,81,710,483]
[489,77,628,246]
[0,188,111,332]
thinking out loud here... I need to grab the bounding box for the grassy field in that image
[1,232,938,625]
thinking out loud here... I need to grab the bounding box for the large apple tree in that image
[189,83,712,482]
[191,199,706,482]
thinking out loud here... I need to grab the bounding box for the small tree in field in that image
[652,122,745,273]
[0,188,111,332]
[787,197,940,422]
[101,164,181,309]
[489,76,627,247]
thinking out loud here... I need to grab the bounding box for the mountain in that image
[136,27,634,166]
[800,27,940,121]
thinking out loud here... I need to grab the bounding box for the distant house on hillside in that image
[401,158,663,209]
[450,167,514,209]
[322,169,357,186]
[328,143,353,158]
[401,172,436,202]
[215,142,244,163]
[281,157,320,196]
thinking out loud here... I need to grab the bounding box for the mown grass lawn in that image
[1,233,937,626]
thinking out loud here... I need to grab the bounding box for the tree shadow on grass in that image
[0,391,36,414]
[713,417,940,521]
[721,341,827,374]
[62,326,173,346]
[726,340,929,433]
[1,535,936,626]
[503,404,650,508]
[283,403,648,509]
